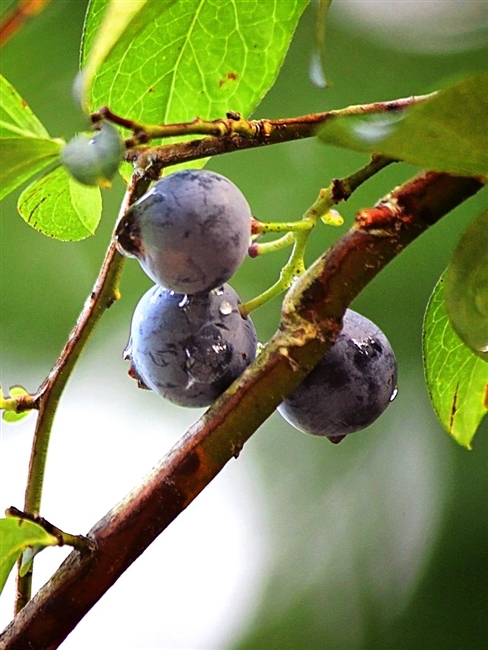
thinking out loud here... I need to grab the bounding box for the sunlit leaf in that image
[444,209,488,360]
[0,137,62,201]
[80,0,150,104]
[8,386,29,398]
[18,165,102,241]
[2,410,30,423]
[81,0,309,125]
[1,385,31,423]
[423,277,488,449]
[0,120,39,139]
[0,74,50,138]
[0,517,58,595]
[318,74,488,176]
[0,75,64,201]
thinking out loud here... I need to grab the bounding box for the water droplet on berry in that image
[219,300,233,316]
[184,326,233,384]
[178,295,190,308]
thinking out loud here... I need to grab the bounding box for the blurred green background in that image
[1,1,487,648]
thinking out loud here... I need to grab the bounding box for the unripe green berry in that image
[62,122,124,188]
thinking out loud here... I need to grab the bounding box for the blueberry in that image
[278,310,397,442]
[126,283,257,407]
[61,122,124,187]
[115,169,252,294]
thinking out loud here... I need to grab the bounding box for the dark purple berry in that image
[278,310,397,441]
[115,169,251,294]
[126,283,257,407]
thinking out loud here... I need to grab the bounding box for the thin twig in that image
[14,172,152,614]
[99,93,434,173]
[6,507,95,553]
[96,93,434,144]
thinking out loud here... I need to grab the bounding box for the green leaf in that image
[318,74,488,176]
[0,137,62,202]
[444,209,488,360]
[0,517,58,595]
[79,0,150,103]
[0,120,41,139]
[81,0,309,125]
[0,74,50,138]
[18,165,102,241]
[423,277,488,449]
[0,75,64,202]
[2,410,30,424]
[1,385,31,424]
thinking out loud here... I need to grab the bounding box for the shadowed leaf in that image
[444,209,488,359]
[18,165,102,241]
[318,74,488,176]
[423,277,488,449]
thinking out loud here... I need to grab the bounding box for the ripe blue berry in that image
[278,310,397,442]
[61,122,124,187]
[126,283,257,407]
[115,169,252,294]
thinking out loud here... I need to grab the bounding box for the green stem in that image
[253,219,314,234]
[334,154,395,198]
[242,156,394,314]
[15,244,125,614]
[241,273,289,315]
[250,232,295,256]
[23,244,126,514]
[15,174,151,614]
[243,235,308,314]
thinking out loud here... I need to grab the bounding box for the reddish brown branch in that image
[0,0,52,46]
[0,172,482,650]
[121,93,433,175]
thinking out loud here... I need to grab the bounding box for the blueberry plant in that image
[0,0,487,648]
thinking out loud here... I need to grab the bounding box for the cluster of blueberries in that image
[114,169,398,443]
[62,124,397,442]
[116,169,258,409]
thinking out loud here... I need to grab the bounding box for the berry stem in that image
[14,172,151,614]
[242,234,308,314]
[242,155,394,314]
[252,218,314,235]
[250,232,295,256]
